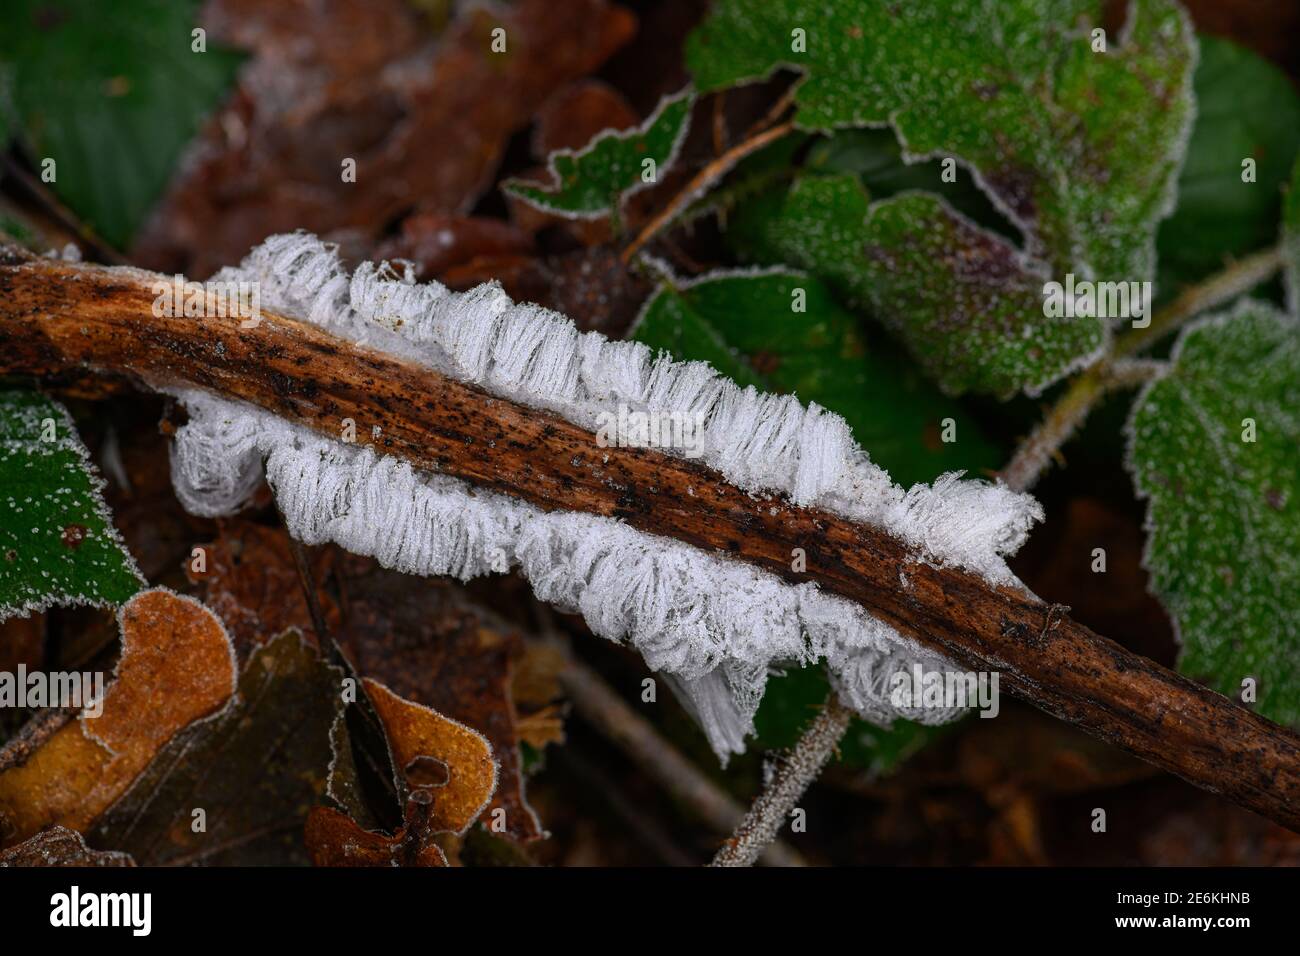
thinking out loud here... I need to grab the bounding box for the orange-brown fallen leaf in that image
[305,804,448,867]
[306,679,498,866]
[338,559,543,841]
[0,589,236,846]
[364,678,496,835]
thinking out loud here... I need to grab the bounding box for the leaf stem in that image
[621,120,796,264]
[1000,246,1285,492]
[1117,246,1285,359]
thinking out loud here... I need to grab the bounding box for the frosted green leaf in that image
[632,267,1000,485]
[0,391,143,621]
[689,0,1196,282]
[727,174,1108,396]
[503,89,694,220]
[804,127,1009,236]
[0,0,242,248]
[1127,302,1300,726]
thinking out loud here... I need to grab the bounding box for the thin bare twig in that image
[557,650,805,866]
[0,155,128,266]
[711,693,852,867]
[622,121,796,264]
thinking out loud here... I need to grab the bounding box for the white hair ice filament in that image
[163,233,1042,759]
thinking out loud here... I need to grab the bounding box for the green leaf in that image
[632,267,1000,486]
[0,0,241,248]
[0,391,143,622]
[753,664,956,774]
[689,0,1195,282]
[90,630,343,865]
[804,128,1010,238]
[1127,302,1300,726]
[1156,36,1300,292]
[503,88,694,220]
[726,174,1108,396]
[0,63,13,151]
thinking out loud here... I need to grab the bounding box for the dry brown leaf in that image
[444,246,651,337]
[339,559,543,841]
[0,825,134,867]
[363,678,496,836]
[0,589,236,846]
[0,611,44,674]
[305,804,448,867]
[306,678,498,867]
[370,214,534,282]
[132,0,637,277]
[187,520,338,653]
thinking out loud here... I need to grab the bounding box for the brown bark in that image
[2,246,1298,832]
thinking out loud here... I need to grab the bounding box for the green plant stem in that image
[621,120,796,264]
[1000,246,1284,492]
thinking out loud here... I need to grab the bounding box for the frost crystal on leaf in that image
[163,233,1042,759]
[503,87,694,220]
[692,0,1196,397]
[1127,300,1300,726]
[0,390,144,621]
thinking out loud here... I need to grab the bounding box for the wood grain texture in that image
[2,244,1297,832]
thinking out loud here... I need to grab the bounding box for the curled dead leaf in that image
[364,678,496,836]
[0,588,236,846]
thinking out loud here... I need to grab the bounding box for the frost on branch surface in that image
[163,233,1042,759]
[0,390,143,621]
[727,174,1108,397]
[689,0,1196,396]
[1127,301,1300,726]
[503,88,693,220]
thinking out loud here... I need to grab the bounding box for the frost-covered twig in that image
[1116,246,1285,361]
[711,692,851,867]
[2,242,1298,834]
[1000,246,1285,492]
